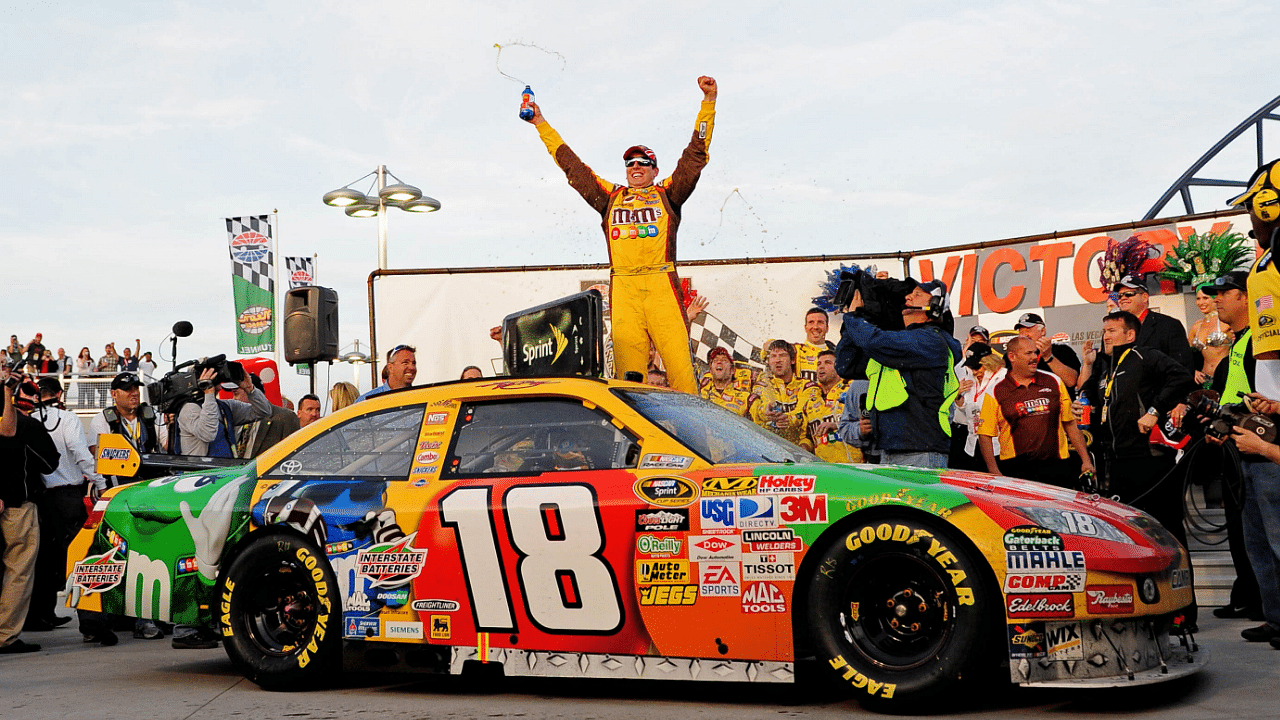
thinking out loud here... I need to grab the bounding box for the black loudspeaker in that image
[284,286,339,364]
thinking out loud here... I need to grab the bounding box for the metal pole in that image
[272,209,283,378]
[377,165,388,270]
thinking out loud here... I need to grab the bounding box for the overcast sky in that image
[3,0,1276,399]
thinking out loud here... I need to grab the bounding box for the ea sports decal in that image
[357,533,428,588]
[70,548,127,594]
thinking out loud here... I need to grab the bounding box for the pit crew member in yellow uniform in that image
[795,308,836,382]
[750,340,818,445]
[800,349,862,462]
[699,347,750,416]
[525,77,717,394]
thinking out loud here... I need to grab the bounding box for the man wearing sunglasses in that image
[1112,275,1194,371]
[358,345,417,401]
[524,76,718,394]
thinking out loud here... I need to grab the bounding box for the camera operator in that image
[1188,271,1264,624]
[174,366,270,457]
[836,279,961,468]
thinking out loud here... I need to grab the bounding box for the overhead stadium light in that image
[401,196,441,213]
[322,164,440,271]
[322,187,369,207]
[344,204,379,218]
[379,183,422,203]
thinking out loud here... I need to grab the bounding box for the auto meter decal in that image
[636,560,691,584]
[70,548,127,593]
[633,476,699,507]
[357,533,428,588]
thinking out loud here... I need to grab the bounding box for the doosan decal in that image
[1006,593,1074,618]
[756,474,816,494]
[1085,585,1135,614]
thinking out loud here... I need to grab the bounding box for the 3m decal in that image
[1006,593,1075,618]
[736,496,777,529]
[633,476,699,507]
[1044,622,1083,660]
[688,535,741,562]
[636,560,690,585]
[827,655,896,699]
[636,534,683,557]
[741,582,786,613]
[1084,585,1135,614]
[430,615,451,639]
[384,621,424,639]
[440,484,625,634]
[741,552,796,581]
[1004,573,1084,593]
[756,474,817,494]
[634,508,689,532]
[700,498,736,533]
[699,563,741,597]
[70,548,127,594]
[779,493,828,524]
[700,476,759,497]
[639,584,698,606]
[411,599,460,612]
[1002,525,1064,552]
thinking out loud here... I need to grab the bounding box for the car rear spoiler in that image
[95,432,245,479]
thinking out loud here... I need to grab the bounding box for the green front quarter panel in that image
[90,464,258,626]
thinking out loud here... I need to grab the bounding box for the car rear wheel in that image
[221,534,341,690]
[805,514,991,706]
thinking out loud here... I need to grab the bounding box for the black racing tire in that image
[220,534,342,690]
[805,513,993,707]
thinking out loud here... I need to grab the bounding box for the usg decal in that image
[699,498,736,533]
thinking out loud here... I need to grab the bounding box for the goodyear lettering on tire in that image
[844,523,973,605]
[829,654,896,698]
[294,547,332,669]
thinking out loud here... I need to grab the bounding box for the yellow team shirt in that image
[750,375,819,444]
[800,380,863,463]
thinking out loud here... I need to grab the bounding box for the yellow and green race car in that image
[69,376,1204,705]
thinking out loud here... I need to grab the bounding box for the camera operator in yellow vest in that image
[836,280,961,468]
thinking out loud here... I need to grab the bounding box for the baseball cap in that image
[967,325,990,340]
[1112,275,1147,292]
[1014,313,1045,329]
[707,346,731,362]
[1227,159,1280,221]
[962,342,992,370]
[1202,270,1250,295]
[110,372,143,390]
[623,145,657,165]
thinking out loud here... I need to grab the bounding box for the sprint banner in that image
[226,215,276,354]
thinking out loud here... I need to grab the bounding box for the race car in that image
[68,376,1205,705]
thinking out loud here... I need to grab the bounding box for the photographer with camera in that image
[1188,271,1265,625]
[174,364,270,458]
[836,277,961,468]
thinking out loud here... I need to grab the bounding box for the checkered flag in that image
[226,216,274,294]
[285,256,315,289]
[688,312,765,369]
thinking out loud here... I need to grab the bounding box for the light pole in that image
[341,340,370,390]
[322,165,440,270]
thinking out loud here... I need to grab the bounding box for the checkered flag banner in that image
[688,311,766,369]
[285,256,315,289]
[225,215,276,354]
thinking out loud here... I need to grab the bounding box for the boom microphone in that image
[173,321,194,338]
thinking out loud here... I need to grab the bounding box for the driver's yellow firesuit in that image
[536,101,716,394]
[699,371,751,416]
[749,375,818,445]
[800,379,863,463]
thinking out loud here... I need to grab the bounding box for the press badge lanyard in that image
[1101,348,1132,424]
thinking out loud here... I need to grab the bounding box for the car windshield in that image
[614,388,819,465]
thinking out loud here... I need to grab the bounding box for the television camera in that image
[147,354,246,415]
